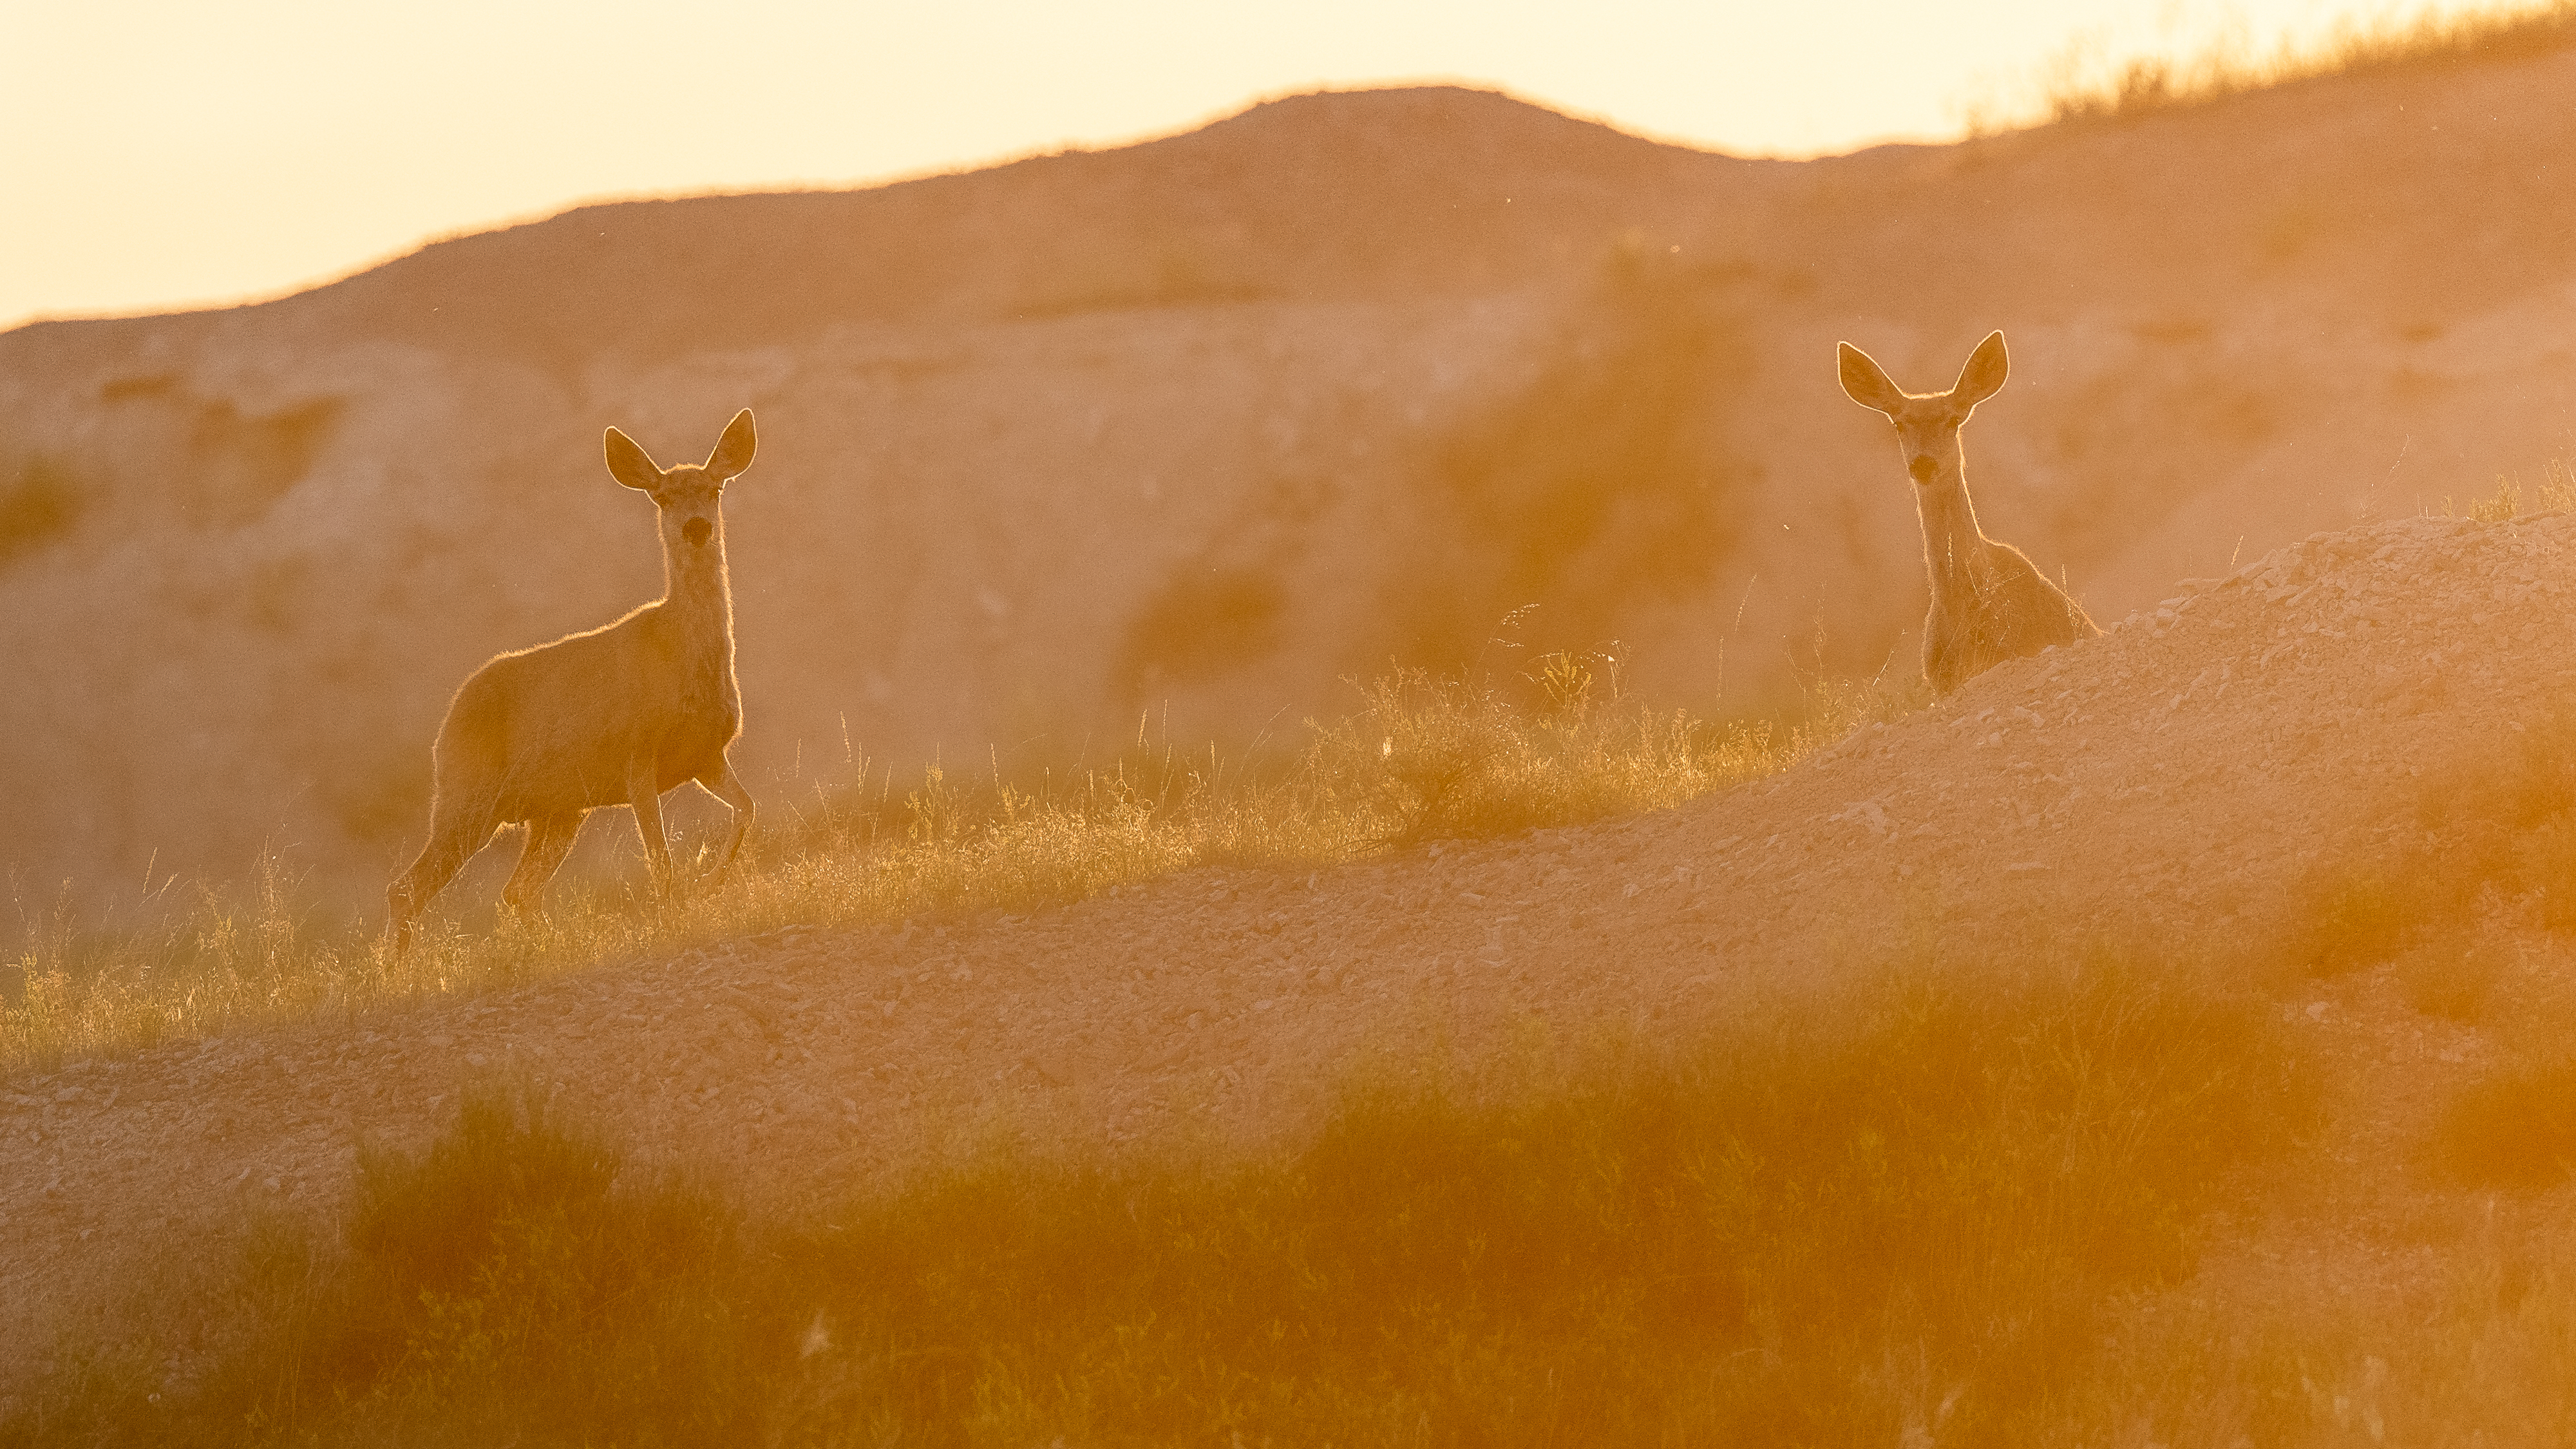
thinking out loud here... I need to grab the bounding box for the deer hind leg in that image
[625,754,677,895]
[386,792,500,952]
[694,753,757,886]
[500,811,585,918]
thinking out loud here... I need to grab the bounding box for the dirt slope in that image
[11,46,2576,901]
[10,507,2574,1372]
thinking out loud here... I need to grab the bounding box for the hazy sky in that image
[0,0,2503,331]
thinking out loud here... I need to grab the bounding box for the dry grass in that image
[2442,461,2576,523]
[2285,709,2576,975]
[1978,0,2576,135]
[1,951,2310,1446]
[2058,1030,2576,1448]
[0,658,1903,1074]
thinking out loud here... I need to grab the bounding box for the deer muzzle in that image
[683,518,714,547]
[1908,455,1941,482]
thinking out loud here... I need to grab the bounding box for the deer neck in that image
[1913,442,1989,608]
[659,530,737,663]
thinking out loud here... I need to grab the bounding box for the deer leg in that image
[694,754,757,886]
[501,811,584,918]
[386,795,499,953]
[625,755,676,895]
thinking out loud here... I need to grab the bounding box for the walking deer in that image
[386,410,760,949]
[1838,332,2098,693]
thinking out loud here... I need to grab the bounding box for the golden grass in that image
[2285,710,2576,976]
[1981,0,2576,135]
[2445,460,2576,523]
[1,951,2311,1446]
[0,659,1905,1074]
[2063,1236,2576,1447]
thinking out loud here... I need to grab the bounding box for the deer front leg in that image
[694,752,757,886]
[625,753,676,895]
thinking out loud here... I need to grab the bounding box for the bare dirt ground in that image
[8,509,2576,1376]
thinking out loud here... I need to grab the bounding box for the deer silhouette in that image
[387,410,759,948]
[1838,332,2098,692]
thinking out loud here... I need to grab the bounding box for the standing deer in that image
[386,410,760,949]
[1837,332,2098,693]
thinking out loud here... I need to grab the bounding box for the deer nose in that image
[1908,455,1940,482]
[683,517,713,546]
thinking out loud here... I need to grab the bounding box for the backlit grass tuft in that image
[2014,0,2576,132]
[1,661,1899,1074]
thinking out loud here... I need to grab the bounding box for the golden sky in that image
[0,0,2503,331]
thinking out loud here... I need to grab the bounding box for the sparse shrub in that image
[1300,654,1897,849]
[2443,460,2576,522]
[82,1090,761,1446]
[3,954,2309,1446]
[2464,476,2528,523]
[0,457,81,565]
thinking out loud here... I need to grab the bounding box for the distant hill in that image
[8,51,2576,902]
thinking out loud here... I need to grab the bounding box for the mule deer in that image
[1838,332,2098,692]
[386,410,760,948]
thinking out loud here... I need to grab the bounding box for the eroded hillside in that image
[10,54,2576,900]
[12,507,2576,1390]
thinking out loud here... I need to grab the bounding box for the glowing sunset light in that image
[0,0,2533,330]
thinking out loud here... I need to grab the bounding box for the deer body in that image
[1838,332,2097,693]
[387,411,759,947]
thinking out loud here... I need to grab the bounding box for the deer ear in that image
[1838,343,1905,415]
[704,410,757,482]
[1952,331,2009,408]
[605,427,663,491]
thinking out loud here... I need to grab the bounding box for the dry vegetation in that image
[26,25,2576,1441]
[0,656,1900,1075]
[30,642,2576,1443]
[1995,0,2576,129]
[5,955,2313,1446]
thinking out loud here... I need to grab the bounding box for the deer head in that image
[604,409,757,553]
[1837,332,2008,486]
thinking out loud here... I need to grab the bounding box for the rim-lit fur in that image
[1838,333,2098,693]
[386,411,760,949]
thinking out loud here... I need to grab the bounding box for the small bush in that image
[2445,461,2576,522]
[0,457,81,565]
[35,1090,761,1446]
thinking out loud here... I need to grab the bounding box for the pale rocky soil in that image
[9,510,2576,1380]
[13,44,2576,900]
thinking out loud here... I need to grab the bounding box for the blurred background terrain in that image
[6,39,2576,902]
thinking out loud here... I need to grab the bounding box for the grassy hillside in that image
[2,658,1896,1074]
